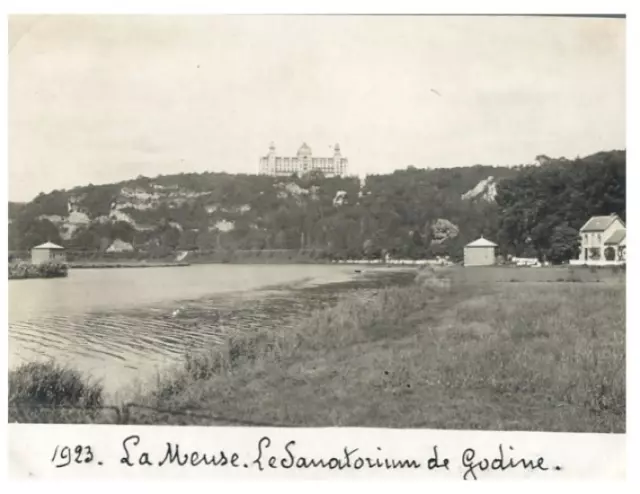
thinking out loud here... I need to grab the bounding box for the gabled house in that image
[577,214,626,264]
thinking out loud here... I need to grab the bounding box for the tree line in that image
[8,150,625,263]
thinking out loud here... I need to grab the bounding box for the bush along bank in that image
[8,261,69,279]
[8,360,106,423]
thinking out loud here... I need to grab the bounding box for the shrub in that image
[9,361,103,408]
[8,261,68,279]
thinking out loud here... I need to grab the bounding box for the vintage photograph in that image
[8,14,625,433]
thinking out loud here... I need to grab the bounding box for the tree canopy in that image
[8,150,625,263]
[495,150,625,262]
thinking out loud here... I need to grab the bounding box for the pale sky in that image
[8,15,625,202]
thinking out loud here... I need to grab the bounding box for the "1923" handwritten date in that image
[51,445,96,468]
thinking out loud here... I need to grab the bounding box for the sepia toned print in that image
[7,15,624,438]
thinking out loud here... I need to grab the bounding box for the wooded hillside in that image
[8,150,625,262]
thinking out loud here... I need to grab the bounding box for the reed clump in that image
[8,360,105,424]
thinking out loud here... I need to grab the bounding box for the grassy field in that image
[449,264,625,284]
[9,266,625,432]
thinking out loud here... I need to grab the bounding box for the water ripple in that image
[8,289,301,395]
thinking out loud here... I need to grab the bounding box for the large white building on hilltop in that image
[259,142,348,177]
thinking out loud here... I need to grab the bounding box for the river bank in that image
[69,261,190,269]
[8,261,68,280]
[8,266,412,396]
[9,266,625,432]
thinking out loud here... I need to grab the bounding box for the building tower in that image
[267,142,276,174]
[297,142,312,174]
[333,143,343,174]
[259,142,276,174]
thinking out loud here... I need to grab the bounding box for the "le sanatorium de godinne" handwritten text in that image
[49,435,563,480]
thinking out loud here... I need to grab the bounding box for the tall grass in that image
[430,283,625,431]
[8,361,109,424]
[9,361,103,407]
[137,266,624,431]
[448,265,626,284]
[142,272,449,402]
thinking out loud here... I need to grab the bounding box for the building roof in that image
[297,142,312,156]
[580,214,624,232]
[604,229,626,245]
[465,237,497,248]
[32,241,64,250]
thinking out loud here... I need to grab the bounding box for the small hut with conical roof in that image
[463,236,497,266]
[31,241,66,265]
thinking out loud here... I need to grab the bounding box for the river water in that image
[8,264,362,397]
